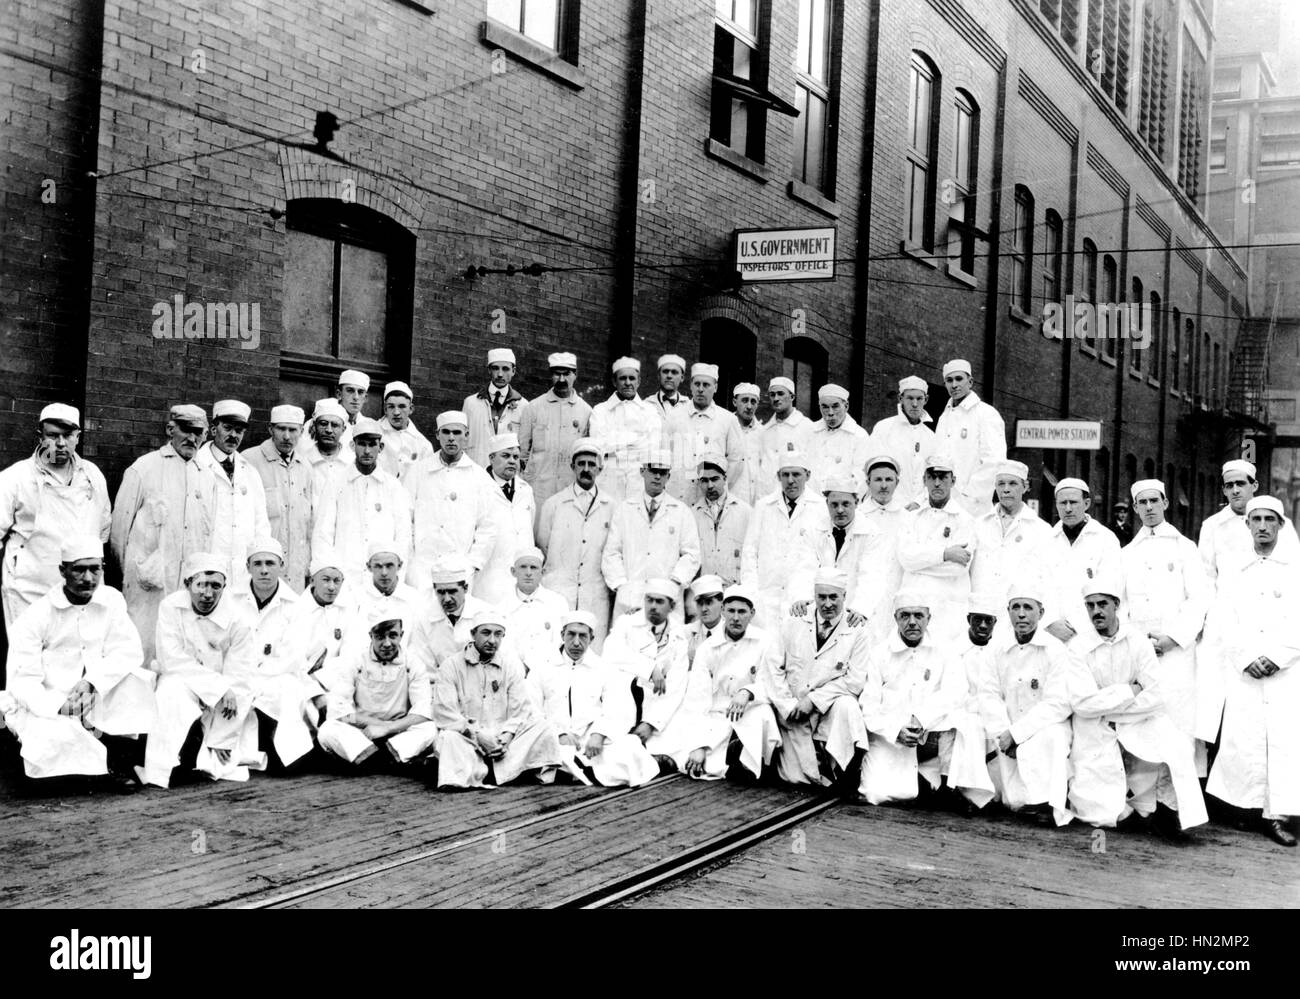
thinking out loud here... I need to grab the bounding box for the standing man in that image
[1107,501,1134,546]
[803,473,889,627]
[335,369,371,444]
[730,383,764,506]
[405,411,498,594]
[970,460,1053,607]
[110,404,213,661]
[194,400,270,594]
[536,440,616,646]
[859,455,909,548]
[242,404,313,591]
[670,363,743,504]
[0,404,111,628]
[1042,478,1121,645]
[934,359,1007,515]
[377,381,433,481]
[588,356,663,503]
[602,450,700,618]
[806,384,871,491]
[312,417,411,586]
[464,347,528,469]
[477,432,537,605]
[691,453,751,586]
[869,376,937,509]
[647,353,690,455]
[741,451,828,628]
[297,398,352,498]
[519,351,591,510]
[1199,458,1300,584]
[757,376,812,498]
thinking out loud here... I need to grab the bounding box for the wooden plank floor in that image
[622,800,1300,909]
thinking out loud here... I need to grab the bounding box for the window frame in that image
[1079,238,1099,355]
[903,51,941,254]
[1101,253,1119,360]
[1011,186,1035,315]
[791,0,839,196]
[947,89,981,277]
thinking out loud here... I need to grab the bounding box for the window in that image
[1012,186,1034,313]
[1169,307,1181,390]
[1183,316,1195,394]
[1042,210,1063,313]
[1086,0,1131,110]
[1039,0,1081,51]
[1080,238,1098,351]
[1209,118,1228,172]
[487,0,577,58]
[1149,290,1162,383]
[1101,254,1119,359]
[1212,340,1222,407]
[1130,276,1144,373]
[1137,1,1172,160]
[947,90,980,275]
[711,0,795,165]
[1212,66,1241,99]
[281,200,414,404]
[783,336,829,419]
[1261,114,1300,169]
[1177,30,1206,200]
[904,52,940,251]
[792,0,838,194]
[1201,330,1211,402]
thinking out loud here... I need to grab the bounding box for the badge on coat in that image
[1086,567,1094,578]
[449,492,457,501]
[923,668,931,681]
[263,643,272,655]
[1030,678,1039,690]
[961,429,968,439]
[572,420,579,428]
[375,502,382,512]
[914,442,920,453]
[491,680,500,693]
[943,526,951,538]
[334,628,342,640]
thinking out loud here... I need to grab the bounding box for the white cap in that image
[571,438,602,460]
[182,552,227,581]
[60,535,103,562]
[818,384,850,402]
[487,348,516,365]
[769,376,795,394]
[547,352,578,370]
[270,405,305,426]
[1054,477,1090,497]
[338,369,370,390]
[488,432,520,454]
[865,454,900,475]
[351,416,385,439]
[995,460,1030,481]
[560,609,599,633]
[967,592,1000,617]
[644,449,673,470]
[822,472,862,496]
[513,546,545,566]
[733,382,761,399]
[309,549,343,576]
[691,363,719,382]
[1130,479,1165,500]
[924,454,955,474]
[722,583,757,608]
[170,404,208,428]
[657,353,686,372]
[367,608,405,632]
[644,578,678,601]
[436,410,469,431]
[813,567,849,591]
[1246,496,1284,517]
[470,608,508,632]
[39,403,80,428]
[366,537,402,561]
[893,588,931,611]
[696,450,727,473]
[777,450,810,473]
[689,574,726,598]
[429,563,471,586]
[898,376,928,394]
[1221,459,1256,481]
[942,359,972,377]
[612,356,641,374]
[246,536,285,561]
[212,399,251,424]
[1005,579,1046,604]
[312,399,348,424]
[384,381,413,400]
[1081,575,1123,601]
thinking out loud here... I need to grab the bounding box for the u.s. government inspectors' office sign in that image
[734,226,836,282]
[1015,419,1102,450]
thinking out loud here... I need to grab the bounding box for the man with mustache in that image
[409,561,495,670]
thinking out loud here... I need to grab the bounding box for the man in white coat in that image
[241,404,313,591]
[647,354,690,466]
[797,472,889,628]
[110,404,214,662]
[772,568,870,787]
[536,439,615,645]
[138,553,264,788]
[533,609,658,786]
[1,404,112,630]
[1121,479,1212,773]
[194,400,271,594]
[284,550,356,687]
[934,359,1006,515]
[1042,477,1121,644]
[334,369,370,444]
[312,417,411,587]
[691,453,751,586]
[1,537,155,785]
[464,347,528,469]
[297,398,352,497]
[756,376,813,498]
[351,541,427,642]
[405,410,498,593]
[857,591,995,809]
[970,460,1053,613]
[408,562,495,670]
[668,363,744,504]
[731,382,764,506]
[1205,496,1300,846]
[519,351,592,510]
[1070,578,1208,836]
[869,376,936,509]
[1199,459,1300,584]
[977,583,1075,825]
[377,381,433,481]
[602,450,701,618]
[476,432,537,605]
[499,548,569,673]
[806,384,871,491]
[741,451,828,629]
[588,356,663,503]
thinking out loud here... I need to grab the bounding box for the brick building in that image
[1,0,1259,542]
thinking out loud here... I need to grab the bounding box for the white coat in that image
[896,501,978,645]
[313,464,412,584]
[1,583,155,778]
[241,439,314,591]
[692,493,751,586]
[536,484,615,644]
[755,410,813,499]
[0,453,111,626]
[805,416,871,491]
[868,411,936,508]
[297,439,352,500]
[377,418,434,482]
[934,390,1007,515]
[741,490,830,628]
[1043,517,1121,639]
[1198,503,1300,584]
[404,453,498,593]
[805,516,890,624]
[732,418,764,506]
[283,587,358,685]
[463,386,528,468]
[692,627,783,779]
[351,582,428,645]
[500,585,569,671]
[194,443,271,593]
[518,389,592,509]
[588,393,664,503]
[602,491,701,616]
[476,474,536,606]
[317,645,439,765]
[970,503,1054,603]
[667,403,744,504]
[408,593,494,670]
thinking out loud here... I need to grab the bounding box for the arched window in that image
[699,317,757,404]
[948,89,980,275]
[1129,276,1144,374]
[905,52,940,251]
[1042,210,1063,313]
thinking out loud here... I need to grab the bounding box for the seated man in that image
[534,610,658,787]
[857,590,994,809]
[499,547,569,672]
[689,585,783,782]
[284,549,356,687]
[772,568,870,788]
[228,537,320,771]
[138,552,264,788]
[431,609,560,788]
[959,592,999,699]
[1,537,155,788]
[352,539,426,637]
[1071,578,1208,836]
[316,612,439,768]
[409,562,495,669]
[684,575,725,667]
[976,583,1074,825]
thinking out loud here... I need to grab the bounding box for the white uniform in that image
[110,445,213,662]
[536,484,615,645]
[241,439,314,590]
[601,611,697,755]
[868,412,936,508]
[805,517,890,624]
[756,410,813,499]
[732,418,764,506]
[0,453,111,626]
[805,416,871,491]
[602,491,701,617]
[1070,623,1208,829]
[476,474,536,605]
[588,393,664,503]
[377,418,434,481]
[1043,518,1122,639]
[1,584,155,779]
[463,386,528,469]
[667,403,744,504]
[741,491,830,628]
[408,594,495,669]
[405,454,498,594]
[194,444,271,593]
[691,627,783,780]
[518,390,592,510]
[896,502,978,645]
[284,589,357,690]
[934,391,1006,515]
[312,465,412,585]
[971,504,1054,605]
[297,439,352,499]
[139,590,264,787]
[1198,504,1300,584]
[500,585,569,672]
[352,582,427,643]
[692,493,751,586]
[317,646,439,765]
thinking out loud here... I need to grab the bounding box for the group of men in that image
[0,349,1296,849]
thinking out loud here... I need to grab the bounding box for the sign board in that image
[734,226,836,283]
[1015,419,1102,450]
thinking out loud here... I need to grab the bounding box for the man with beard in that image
[691,452,751,586]
[242,405,313,590]
[589,356,663,503]
[464,347,528,469]
[869,376,936,509]
[519,352,592,508]
[377,381,433,481]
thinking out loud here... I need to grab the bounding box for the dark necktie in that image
[647,497,659,522]
[832,526,846,556]
[503,480,514,501]
[817,617,832,650]
[786,496,798,517]
[492,392,505,413]
[221,456,235,482]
